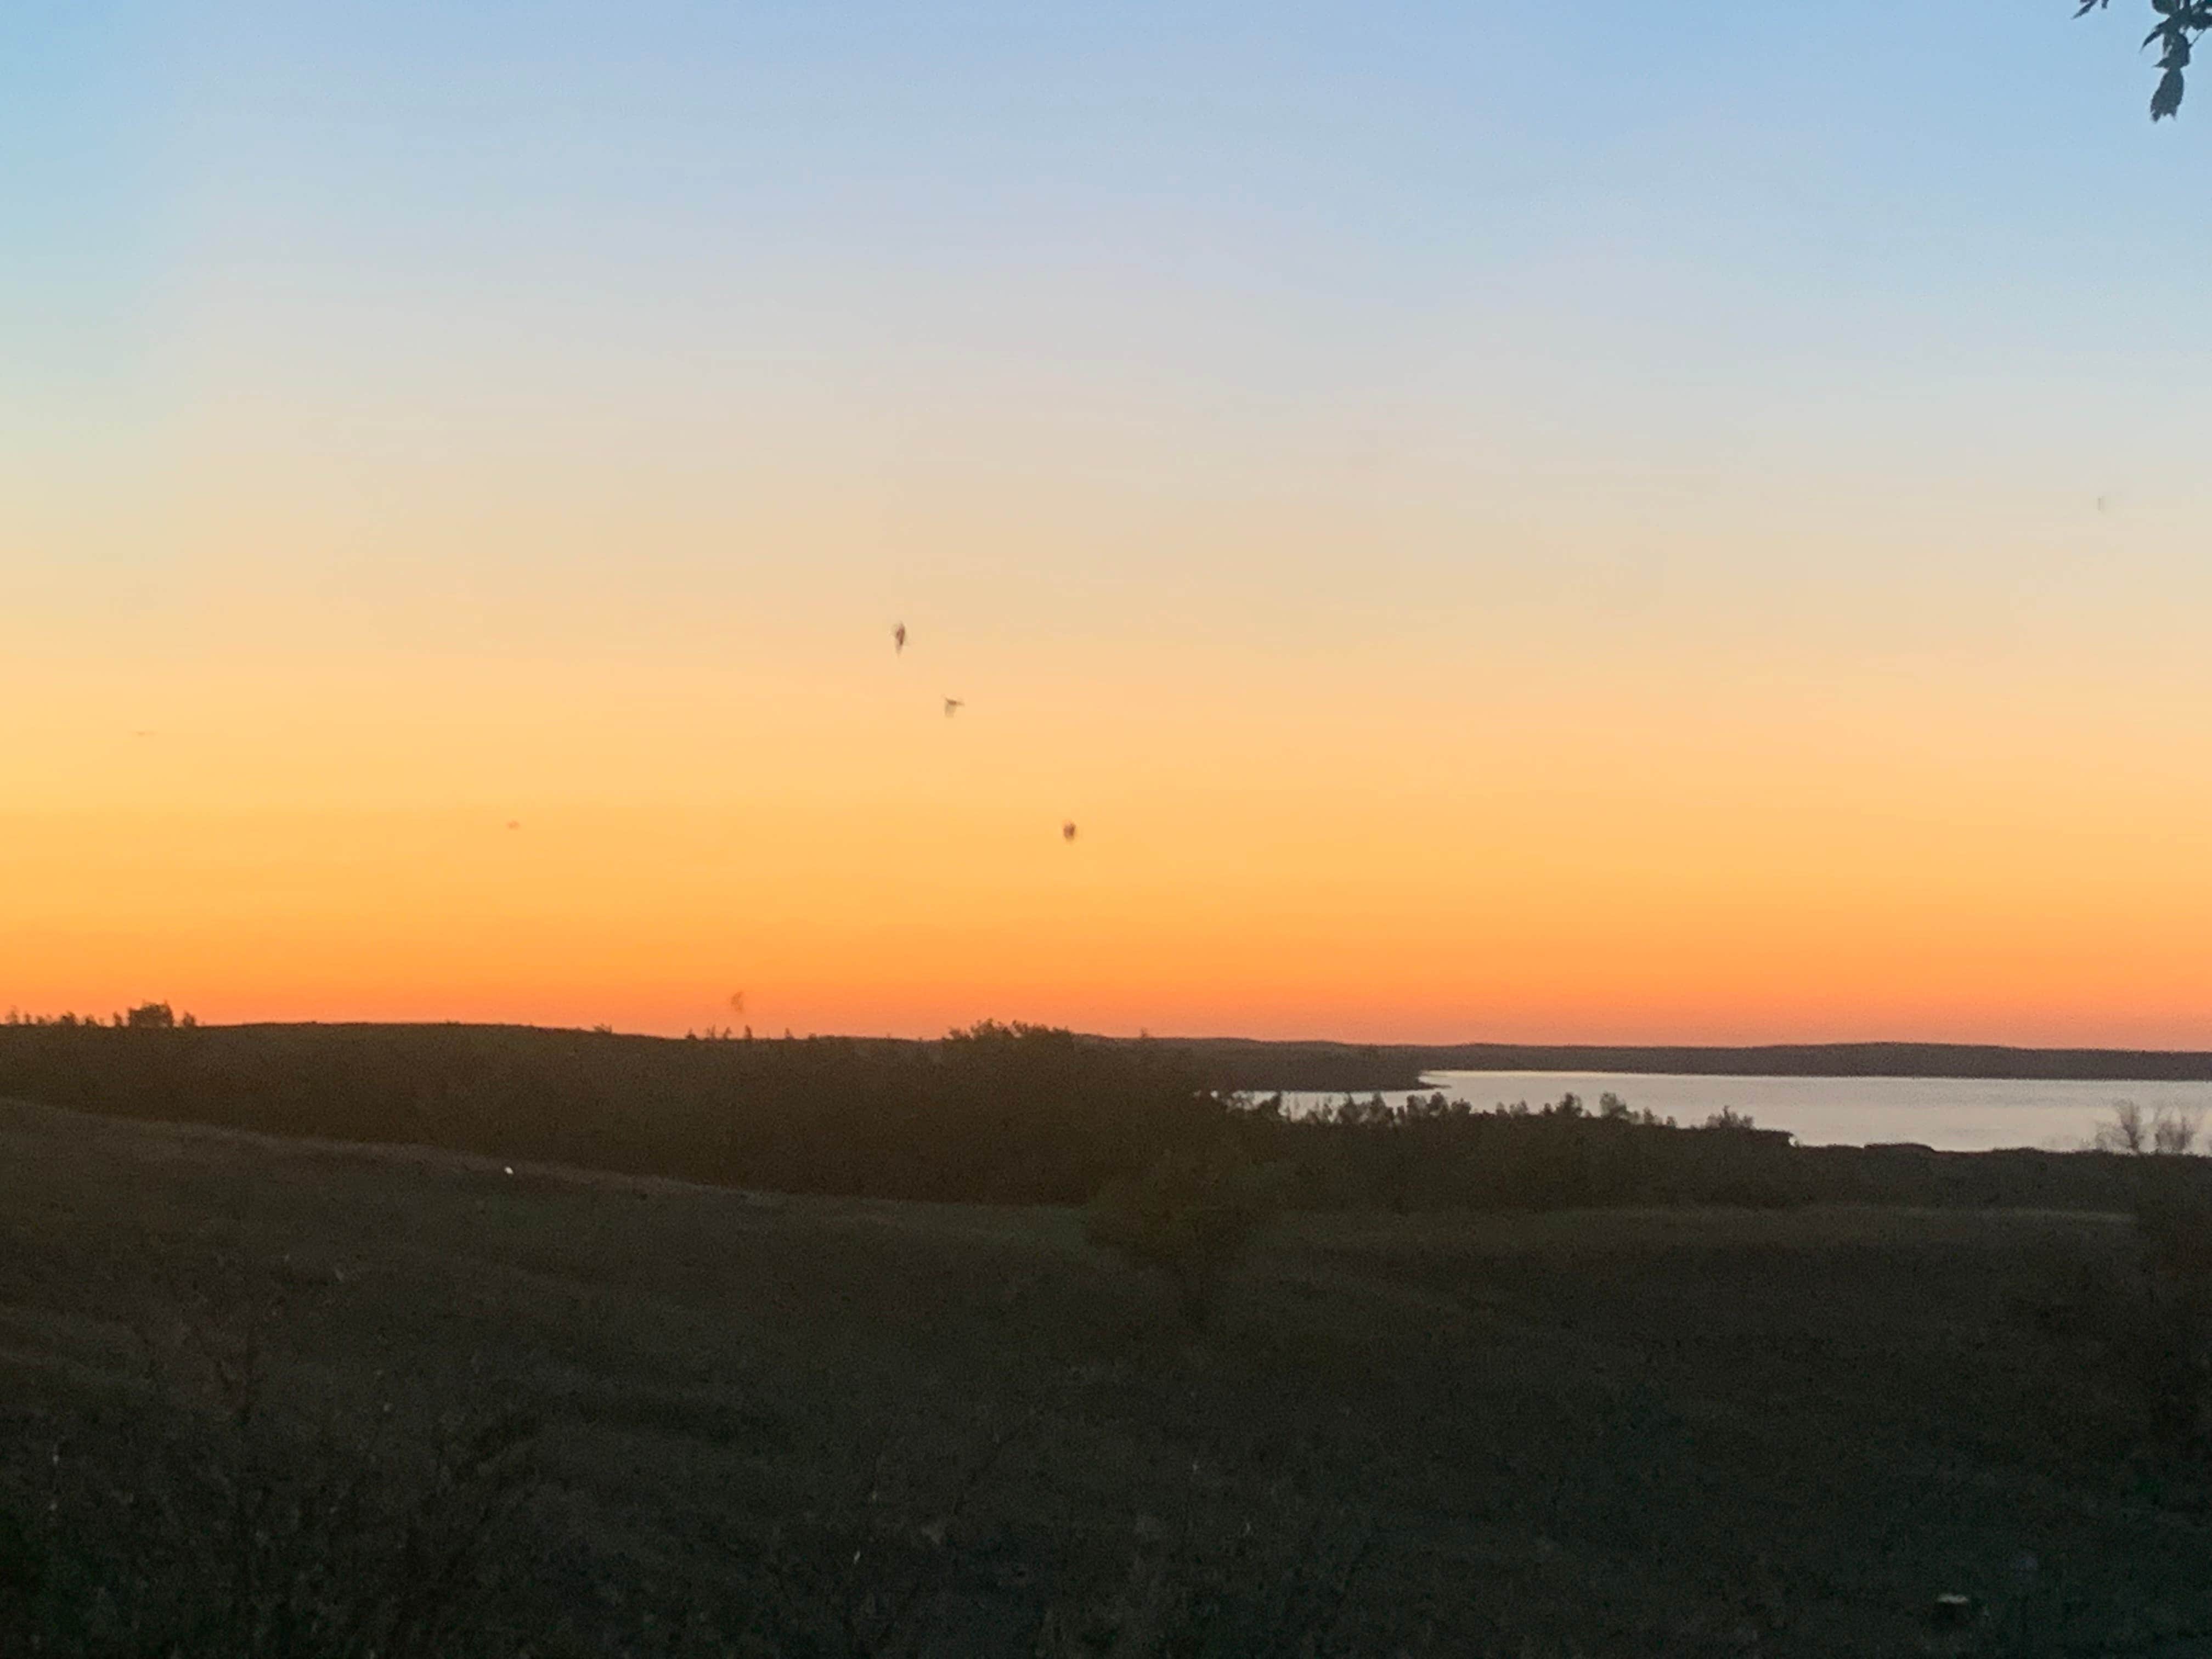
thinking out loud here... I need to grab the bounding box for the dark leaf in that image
[2153,65,2187,117]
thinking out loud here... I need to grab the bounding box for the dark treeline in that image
[0,1017,1202,1205]
[1147,1039,1425,1092]
[1269,1091,2193,1214]
[1,1014,2204,1214]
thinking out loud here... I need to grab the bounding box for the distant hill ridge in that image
[1136,1037,2212,1091]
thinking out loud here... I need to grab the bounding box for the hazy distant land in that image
[1159,1036,2212,1092]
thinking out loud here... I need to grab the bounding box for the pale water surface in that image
[1269,1072,2212,1153]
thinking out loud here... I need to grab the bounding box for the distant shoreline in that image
[1134,1037,2212,1092]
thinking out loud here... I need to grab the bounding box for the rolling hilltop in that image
[1,1093,2207,1654]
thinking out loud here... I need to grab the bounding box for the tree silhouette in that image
[2079,0,2211,120]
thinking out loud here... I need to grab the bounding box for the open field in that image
[1,1097,2207,1656]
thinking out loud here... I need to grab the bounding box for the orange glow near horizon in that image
[8,616,2212,1047]
[15,11,2212,1049]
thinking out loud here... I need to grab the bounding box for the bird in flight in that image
[1062,821,1078,842]
[944,697,964,718]
[729,991,746,1017]
[505,821,521,831]
[893,623,907,653]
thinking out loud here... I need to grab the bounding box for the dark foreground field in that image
[1,1098,2206,1657]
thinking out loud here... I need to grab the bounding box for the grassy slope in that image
[0,1097,2206,1656]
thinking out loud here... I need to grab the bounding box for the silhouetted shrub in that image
[1088,1149,1288,1328]
[2155,1109,2205,1156]
[2097,1101,2152,1154]
[2092,1101,2205,1158]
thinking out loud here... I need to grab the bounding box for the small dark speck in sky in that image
[944,697,964,718]
[505,821,521,831]
[894,622,907,653]
[1063,821,1078,842]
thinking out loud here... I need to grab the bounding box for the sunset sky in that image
[7,3,2212,1044]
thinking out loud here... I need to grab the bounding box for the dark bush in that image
[1088,1149,1288,1328]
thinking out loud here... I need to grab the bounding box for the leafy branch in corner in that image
[2079,0,2212,120]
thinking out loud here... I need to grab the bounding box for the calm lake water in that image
[1270,1071,2212,1153]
